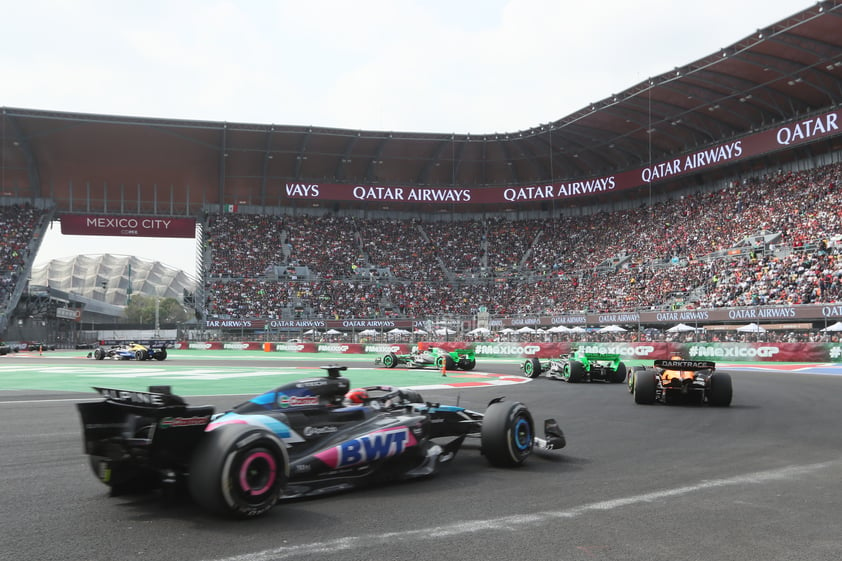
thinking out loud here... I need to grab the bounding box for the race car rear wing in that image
[654,359,716,371]
[582,352,621,361]
[77,386,215,463]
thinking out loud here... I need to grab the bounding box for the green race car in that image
[375,346,477,370]
[521,347,626,383]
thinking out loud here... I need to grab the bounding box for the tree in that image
[124,295,189,324]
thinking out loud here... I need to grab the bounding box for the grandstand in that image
[1,3,841,344]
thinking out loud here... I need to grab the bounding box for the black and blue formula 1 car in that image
[88,342,168,361]
[77,365,566,518]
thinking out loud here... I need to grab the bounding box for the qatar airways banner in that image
[282,110,839,206]
[204,318,424,330]
[491,302,842,327]
[61,215,196,238]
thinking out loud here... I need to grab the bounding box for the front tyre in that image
[629,366,646,393]
[522,358,542,378]
[93,347,105,360]
[564,360,585,383]
[481,401,534,467]
[436,355,456,370]
[382,352,398,368]
[189,425,289,518]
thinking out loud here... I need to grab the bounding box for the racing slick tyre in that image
[382,352,398,368]
[611,362,627,384]
[707,372,733,407]
[522,358,542,378]
[633,369,658,404]
[563,360,585,383]
[481,401,534,467]
[154,348,167,361]
[135,349,148,361]
[189,424,289,518]
[629,366,646,393]
[436,355,456,371]
[460,358,476,370]
[93,347,106,360]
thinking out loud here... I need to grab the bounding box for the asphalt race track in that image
[2,352,842,561]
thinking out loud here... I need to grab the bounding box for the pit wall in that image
[175,341,842,362]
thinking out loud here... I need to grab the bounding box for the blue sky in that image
[6,0,812,277]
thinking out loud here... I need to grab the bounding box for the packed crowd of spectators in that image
[0,203,46,311]
[201,162,842,321]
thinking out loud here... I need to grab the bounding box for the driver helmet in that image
[343,388,369,406]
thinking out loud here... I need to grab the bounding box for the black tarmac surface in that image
[2,356,841,561]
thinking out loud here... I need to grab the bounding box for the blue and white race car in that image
[88,342,167,361]
[77,365,566,518]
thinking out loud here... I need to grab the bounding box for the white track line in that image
[207,458,838,561]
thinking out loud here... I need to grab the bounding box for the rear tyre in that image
[629,366,646,393]
[154,348,167,361]
[461,358,476,370]
[707,373,733,406]
[522,358,542,378]
[564,360,585,383]
[382,352,398,368]
[189,425,288,518]
[481,401,534,467]
[633,369,657,404]
[612,362,627,384]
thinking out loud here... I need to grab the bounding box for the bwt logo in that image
[189,343,213,350]
[223,343,248,350]
[315,427,415,468]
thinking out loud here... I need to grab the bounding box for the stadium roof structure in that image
[1,3,841,214]
[29,254,194,308]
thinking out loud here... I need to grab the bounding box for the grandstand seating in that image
[200,162,842,320]
[0,203,50,332]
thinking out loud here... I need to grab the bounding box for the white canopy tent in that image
[736,323,766,332]
[597,324,627,333]
[821,321,842,332]
[515,326,536,333]
[666,323,698,333]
